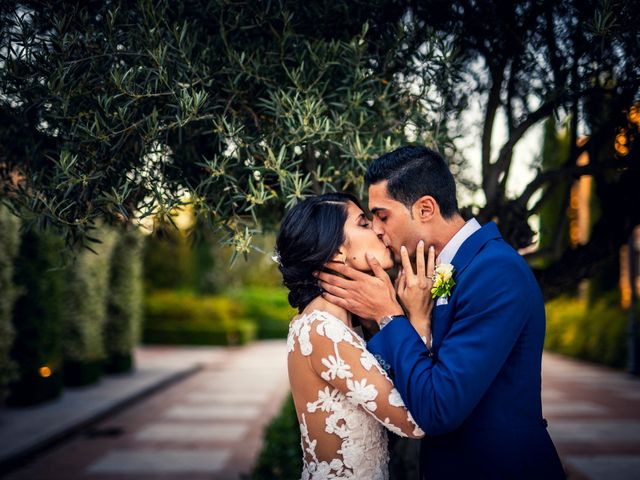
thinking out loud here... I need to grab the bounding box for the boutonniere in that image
[431,263,455,299]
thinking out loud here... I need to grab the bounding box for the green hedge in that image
[61,226,118,386]
[143,290,256,346]
[251,395,302,479]
[0,205,20,402]
[229,287,296,339]
[8,228,65,406]
[545,292,630,368]
[104,229,145,373]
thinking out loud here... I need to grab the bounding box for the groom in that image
[317,146,565,479]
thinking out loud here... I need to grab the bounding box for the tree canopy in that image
[411,0,640,296]
[1,0,639,296]
[0,0,460,256]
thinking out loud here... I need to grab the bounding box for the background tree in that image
[104,228,144,373]
[1,0,638,298]
[0,205,20,402]
[412,0,640,297]
[8,228,65,406]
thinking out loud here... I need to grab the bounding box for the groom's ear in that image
[412,195,438,222]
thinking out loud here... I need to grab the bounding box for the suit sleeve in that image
[367,254,531,436]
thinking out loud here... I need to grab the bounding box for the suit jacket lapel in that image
[450,221,502,276]
[431,222,503,351]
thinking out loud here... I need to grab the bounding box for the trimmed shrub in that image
[143,290,256,346]
[545,292,630,368]
[229,287,296,339]
[0,205,20,402]
[8,228,65,406]
[251,395,302,479]
[104,228,145,373]
[61,226,118,386]
[142,222,197,292]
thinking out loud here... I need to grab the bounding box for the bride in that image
[275,192,434,479]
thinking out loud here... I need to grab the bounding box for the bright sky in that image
[453,94,545,208]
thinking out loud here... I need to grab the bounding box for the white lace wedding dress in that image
[287,310,424,480]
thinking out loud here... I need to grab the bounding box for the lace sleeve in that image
[307,316,425,439]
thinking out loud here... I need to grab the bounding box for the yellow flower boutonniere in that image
[431,263,455,299]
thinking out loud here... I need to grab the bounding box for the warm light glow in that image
[39,366,52,378]
[628,105,640,126]
[621,245,631,309]
[616,133,627,146]
[620,226,640,309]
[615,128,630,156]
[568,142,592,248]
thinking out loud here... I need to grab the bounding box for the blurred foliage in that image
[228,287,296,339]
[144,290,241,323]
[0,205,20,401]
[104,228,144,373]
[251,395,302,480]
[8,228,65,406]
[143,290,255,345]
[142,286,294,344]
[545,291,631,368]
[388,436,421,480]
[60,225,118,385]
[536,117,571,265]
[143,220,198,293]
[142,212,282,294]
[204,234,283,291]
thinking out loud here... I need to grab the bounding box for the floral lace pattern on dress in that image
[287,310,424,480]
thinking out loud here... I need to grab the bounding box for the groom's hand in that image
[314,255,403,322]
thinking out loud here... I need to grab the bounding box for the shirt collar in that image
[436,218,481,265]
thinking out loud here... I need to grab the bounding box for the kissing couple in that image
[275,145,566,479]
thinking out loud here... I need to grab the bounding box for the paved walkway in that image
[3,341,289,480]
[0,346,226,470]
[543,353,640,480]
[2,344,638,479]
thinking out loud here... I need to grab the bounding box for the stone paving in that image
[0,346,226,469]
[543,353,640,480]
[2,344,639,480]
[4,340,289,480]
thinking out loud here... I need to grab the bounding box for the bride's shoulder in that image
[288,309,361,354]
[293,309,350,330]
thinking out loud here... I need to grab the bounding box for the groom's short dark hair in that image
[365,145,459,219]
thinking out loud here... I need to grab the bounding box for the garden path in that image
[4,340,289,480]
[3,344,640,480]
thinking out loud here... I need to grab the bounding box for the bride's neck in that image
[303,296,352,327]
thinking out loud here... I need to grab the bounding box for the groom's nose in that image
[372,218,384,237]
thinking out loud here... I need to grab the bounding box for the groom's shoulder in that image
[466,236,535,285]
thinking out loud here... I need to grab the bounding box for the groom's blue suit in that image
[367,221,565,479]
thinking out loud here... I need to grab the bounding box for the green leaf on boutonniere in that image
[431,263,455,299]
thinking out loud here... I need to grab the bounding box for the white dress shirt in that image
[434,218,481,306]
[437,218,481,265]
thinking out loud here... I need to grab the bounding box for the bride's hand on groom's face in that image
[313,257,403,322]
[396,240,435,334]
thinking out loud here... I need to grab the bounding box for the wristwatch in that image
[379,314,405,329]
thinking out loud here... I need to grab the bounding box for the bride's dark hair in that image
[275,192,362,312]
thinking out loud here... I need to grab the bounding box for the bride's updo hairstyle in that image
[276,192,362,312]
